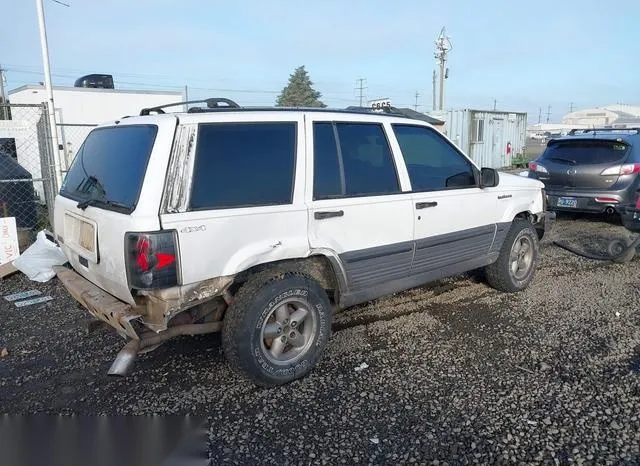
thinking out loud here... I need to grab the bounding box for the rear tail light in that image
[636,193,640,210]
[528,161,548,174]
[126,230,179,290]
[600,163,640,176]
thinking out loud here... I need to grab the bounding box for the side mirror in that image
[480,167,499,188]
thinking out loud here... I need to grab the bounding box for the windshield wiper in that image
[77,198,129,211]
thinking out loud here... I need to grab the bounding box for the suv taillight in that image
[125,230,179,290]
[636,193,640,210]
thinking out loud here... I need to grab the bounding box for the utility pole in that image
[0,65,7,120]
[434,27,452,111]
[538,107,542,124]
[356,78,367,107]
[414,91,420,111]
[432,70,436,111]
[546,105,551,124]
[36,0,63,191]
[569,102,575,112]
[493,99,497,111]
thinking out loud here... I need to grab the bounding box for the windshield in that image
[542,139,629,165]
[60,125,158,213]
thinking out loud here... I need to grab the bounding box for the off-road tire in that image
[222,270,332,387]
[485,220,539,293]
[607,237,636,263]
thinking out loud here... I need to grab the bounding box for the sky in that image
[1,0,639,123]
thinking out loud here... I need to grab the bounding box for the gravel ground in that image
[1,214,640,464]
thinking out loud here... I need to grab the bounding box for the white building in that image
[562,104,640,128]
[7,85,185,201]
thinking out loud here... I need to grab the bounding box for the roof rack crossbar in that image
[140,97,240,116]
[568,127,640,135]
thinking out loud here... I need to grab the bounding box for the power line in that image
[355,78,367,107]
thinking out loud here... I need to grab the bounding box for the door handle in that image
[415,201,438,209]
[314,210,344,220]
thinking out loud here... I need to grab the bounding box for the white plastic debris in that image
[615,311,621,317]
[12,231,67,282]
[369,437,379,444]
[354,362,369,372]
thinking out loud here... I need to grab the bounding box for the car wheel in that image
[485,220,539,293]
[222,270,332,387]
[607,237,635,263]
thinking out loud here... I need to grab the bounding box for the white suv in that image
[53,98,554,386]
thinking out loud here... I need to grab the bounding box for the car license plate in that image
[79,221,95,252]
[557,197,578,208]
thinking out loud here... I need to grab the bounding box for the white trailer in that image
[429,109,528,169]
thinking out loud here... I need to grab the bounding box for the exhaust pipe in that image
[605,206,616,215]
[107,321,222,376]
[108,339,141,376]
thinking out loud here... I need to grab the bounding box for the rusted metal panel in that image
[54,266,141,340]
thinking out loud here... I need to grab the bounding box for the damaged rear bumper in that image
[54,266,142,340]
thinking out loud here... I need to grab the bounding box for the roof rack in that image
[568,127,640,135]
[140,97,240,116]
[344,105,408,117]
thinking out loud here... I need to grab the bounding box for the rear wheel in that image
[222,270,332,387]
[485,220,539,292]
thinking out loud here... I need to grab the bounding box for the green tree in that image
[276,66,326,108]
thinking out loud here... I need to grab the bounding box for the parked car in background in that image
[528,128,640,215]
[53,98,554,387]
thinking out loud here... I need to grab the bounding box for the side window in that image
[392,124,476,191]
[312,123,342,200]
[472,119,485,143]
[190,122,296,210]
[335,123,400,196]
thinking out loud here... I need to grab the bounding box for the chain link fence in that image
[57,123,96,175]
[0,103,58,243]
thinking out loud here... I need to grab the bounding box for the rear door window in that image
[60,125,158,213]
[335,122,400,197]
[189,122,297,210]
[542,140,629,165]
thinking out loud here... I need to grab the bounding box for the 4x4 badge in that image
[180,225,206,233]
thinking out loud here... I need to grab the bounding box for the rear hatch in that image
[54,117,177,305]
[539,139,631,190]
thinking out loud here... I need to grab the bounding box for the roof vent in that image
[74,74,114,89]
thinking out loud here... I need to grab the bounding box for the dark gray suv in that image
[528,128,640,214]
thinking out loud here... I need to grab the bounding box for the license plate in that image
[79,221,95,252]
[557,197,578,208]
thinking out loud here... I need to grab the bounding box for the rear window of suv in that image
[542,140,629,165]
[60,125,158,213]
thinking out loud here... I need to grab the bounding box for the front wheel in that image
[485,220,539,292]
[222,270,332,387]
